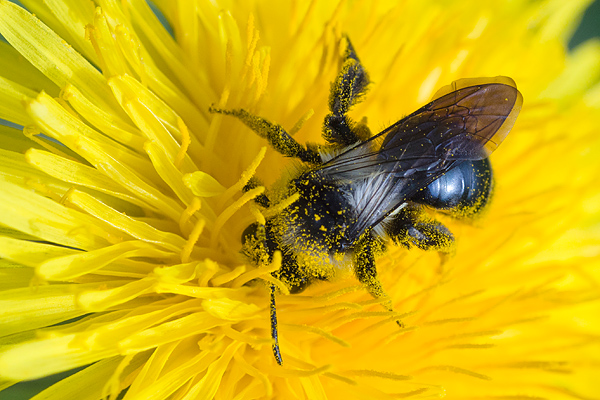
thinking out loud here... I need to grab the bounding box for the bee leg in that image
[386,207,455,253]
[209,107,321,164]
[323,36,372,146]
[354,234,403,326]
[243,176,270,207]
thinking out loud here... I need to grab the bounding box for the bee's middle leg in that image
[354,233,403,326]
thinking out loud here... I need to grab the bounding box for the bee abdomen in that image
[414,158,493,217]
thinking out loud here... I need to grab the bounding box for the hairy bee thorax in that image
[284,171,356,252]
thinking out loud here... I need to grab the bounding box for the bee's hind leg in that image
[323,36,372,146]
[386,206,456,275]
[354,233,404,327]
[386,206,455,253]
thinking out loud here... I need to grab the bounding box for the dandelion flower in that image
[0,1,599,399]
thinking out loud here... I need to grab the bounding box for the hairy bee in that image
[210,38,522,365]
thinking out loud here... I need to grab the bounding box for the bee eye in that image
[414,158,493,218]
[241,223,259,245]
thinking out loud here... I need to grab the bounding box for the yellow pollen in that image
[289,109,315,136]
[220,146,267,208]
[262,192,300,219]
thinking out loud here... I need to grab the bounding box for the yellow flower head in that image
[0,1,599,399]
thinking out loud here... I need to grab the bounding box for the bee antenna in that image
[270,284,283,365]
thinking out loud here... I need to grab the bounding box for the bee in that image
[210,37,522,365]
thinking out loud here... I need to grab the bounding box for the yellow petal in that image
[0,283,100,337]
[0,75,37,126]
[0,262,34,291]
[0,180,107,249]
[0,125,40,153]
[25,148,148,212]
[66,189,186,252]
[0,40,58,97]
[61,84,146,150]
[29,355,149,400]
[0,333,116,380]
[0,236,77,268]
[0,0,121,116]
[37,241,175,280]
[183,171,226,198]
[33,0,97,64]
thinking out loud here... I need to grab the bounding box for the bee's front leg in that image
[209,107,321,164]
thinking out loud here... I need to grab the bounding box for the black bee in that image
[210,38,522,365]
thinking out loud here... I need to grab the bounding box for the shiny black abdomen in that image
[414,158,493,217]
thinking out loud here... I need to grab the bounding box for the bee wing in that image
[318,76,522,236]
